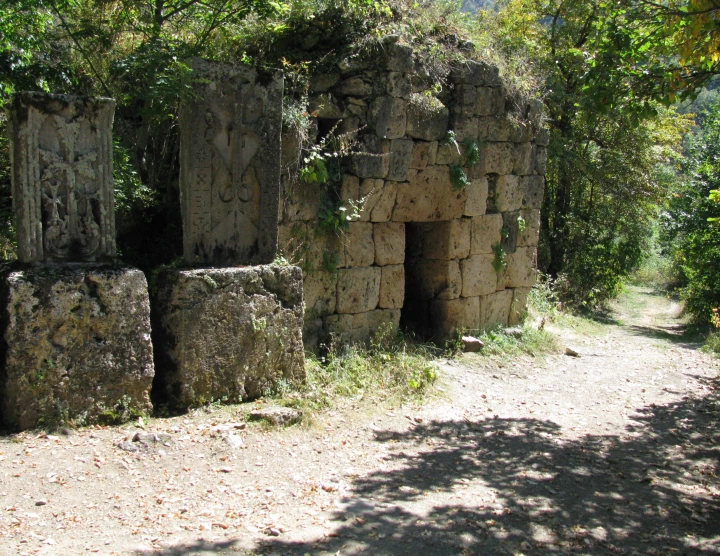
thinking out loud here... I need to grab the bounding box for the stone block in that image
[303,270,337,318]
[406,99,449,141]
[495,175,523,212]
[522,175,545,210]
[504,247,537,288]
[420,219,471,260]
[476,87,504,117]
[339,77,372,97]
[325,309,400,345]
[479,117,532,142]
[410,141,432,169]
[356,179,397,222]
[514,142,534,175]
[427,141,439,165]
[349,135,391,178]
[453,116,479,143]
[309,73,340,93]
[355,178,383,221]
[479,289,513,329]
[180,59,284,266]
[460,254,499,297]
[336,267,381,313]
[277,221,309,267]
[374,222,405,266]
[406,258,461,300]
[484,142,516,175]
[379,264,405,309]
[517,209,541,248]
[342,222,375,268]
[471,213,503,255]
[302,226,345,273]
[509,287,531,326]
[283,180,323,222]
[1,266,153,430]
[386,72,412,97]
[6,93,116,264]
[501,211,521,254]
[464,177,488,216]
[340,174,360,204]
[435,143,462,166]
[370,182,399,222]
[152,265,304,409]
[534,126,551,146]
[430,296,480,342]
[308,94,344,119]
[386,43,414,72]
[393,166,467,222]
[451,60,501,87]
[535,146,548,175]
[370,97,407,139]
[387,139,414,182]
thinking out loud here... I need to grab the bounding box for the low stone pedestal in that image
[0,266,154,430]
[151,265,305,410]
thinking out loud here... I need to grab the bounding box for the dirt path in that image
[1,287,719,555]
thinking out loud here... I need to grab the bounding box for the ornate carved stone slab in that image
[6,93,116,263]
[180,59,283,266]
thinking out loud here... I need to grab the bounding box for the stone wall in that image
[278,41,547,347]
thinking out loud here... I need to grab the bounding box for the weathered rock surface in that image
[249,406,302,426]
[151,265,304,410]
[0,266,154,430]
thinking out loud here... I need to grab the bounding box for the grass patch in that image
[271,324,440,415]
[462,322,559,360]
[703,330,720,356]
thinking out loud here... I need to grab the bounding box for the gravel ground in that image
[1,286,718,555]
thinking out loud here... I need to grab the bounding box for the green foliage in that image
[318,200,358,234]
[517,214,526,234]
[663,103,720,323]
[449,164,470,190]
[462,139,481,167]
[302,323,439,408]
[321,250,339,273]
[300,153,329,184]
[704,331,720,356]
[492,242,506,274]
[463,322,559,359]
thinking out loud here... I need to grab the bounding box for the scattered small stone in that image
[132,432,172,445]
[266,527,281,536]
[35,499,47,506]
[114,441,139,453]
[224,434,245,448]
[461,336,484,352]
[248,406,302,426]
[565,347,580,357]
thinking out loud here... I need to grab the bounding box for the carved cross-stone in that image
[180,58,284,266]
[6,93,116,263]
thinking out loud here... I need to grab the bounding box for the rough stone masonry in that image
[278,39,546,347]
[152,60,306,410]
[1,93,154,430]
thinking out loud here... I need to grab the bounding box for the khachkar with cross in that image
[6,92,116,264]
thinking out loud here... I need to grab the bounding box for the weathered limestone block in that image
[419,219,471,260]
[340,174,360,204]
[453,84,477,115]
[521,175,545,210]
[479,117,532,143]
[484,142,516,175]
[535,146,548,175]
[152,265,304,409]
[325,309,400,345]
[300,226,346,273]
[393,166,467,222]
[6,93,116,264]
[310,73,340,93]
[374,222,405,266]
[406,99,449,141]
[370,97,407,139]
[339,77,372,97]
[517,209,541,248]
[410,141,434,169]
[435,143,462,166]
[429,296,480,342]
[494,174,523,213]
[379,264,404,309]
[460,254,498,297]
[534,126,551,146]
[283,180,323,222]
[475,87,505,117]
[360,179,398,222]
[406,259,461,300]
[450,114,478,142]
[386,42,414,73]
[0,266,153,430]
[336,267,381,313]
[509,287,531,326]
[504,247,537,288]
[303,270,337,318]
[180,59,283,266]
[350,135,391,178]
[386,72,412,98]
[471,214,503,255]
[387,139,414,182]
[308,94,344,119]
[480,289,513,329]
[501,211,521,254]
[464,177,488,216]
[342,222,375,268]
[451,60,501,87]
[514,143,535,175]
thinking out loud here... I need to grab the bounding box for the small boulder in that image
[462,336,485,352]
[249,406,303,426]
[565,347,580,357]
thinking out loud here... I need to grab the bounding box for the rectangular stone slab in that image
[6,93,116,263]
[0,266,154,430]
[151,265,305,410]
[180,59,284,266]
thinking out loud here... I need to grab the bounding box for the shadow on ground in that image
[241,377,719,555]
